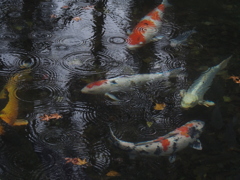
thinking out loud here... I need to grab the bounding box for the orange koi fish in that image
[126,0,171,49]
[110,120,204,163]
[0,69,30,128]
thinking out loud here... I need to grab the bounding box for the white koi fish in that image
[126,0,171,50]
[110,120,204,163]
[180,56,232,109]
[81,68,183,100]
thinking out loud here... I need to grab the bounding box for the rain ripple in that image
[31,67,58,85]
[0,33,19,41]
[134,26,159,35]
[91,141,111,173]
[108,36,126,44]
[14,84,66,104]
[101,35,131,62]
[29,153,57,180]
[61,51,121,75]
[7,11,21,18]
[0,51,42,71]
[29,31,53,40]
[150,50,176,71]
[54,36,85,47]
[71,103,97,124]
[0,148,41,179]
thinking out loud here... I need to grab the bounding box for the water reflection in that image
[1,0,240,179]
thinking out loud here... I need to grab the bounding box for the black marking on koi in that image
[188,127,200,139]
[154,146,162,155]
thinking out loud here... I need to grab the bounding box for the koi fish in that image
[180,56,232,109]
[0,69,30,127]
[81,68,183,100]
[126,0,171,50]
[169,29,197,47]
[110,120,204,163]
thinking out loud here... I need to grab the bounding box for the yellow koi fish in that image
[0,69,31,128]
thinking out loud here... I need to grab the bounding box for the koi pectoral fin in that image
[0,88,8,99]
[199,100,215,107]
[0,125,5,135]
[152,35,165,42]
[13,119,28,126]
[104,93,120,101]
[168,154,176,163]
[189,139,202,150]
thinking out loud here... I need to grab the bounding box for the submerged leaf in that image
[147,121,153,127]
[154,103,166,110]
[106,170,121,177]
[72,17,82,21]
[61,5,70,9]
[223,96,232,102]
[39,113,62,121]
[229,76,240,83]
[65,158,88,166]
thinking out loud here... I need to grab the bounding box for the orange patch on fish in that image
[177,123,193,137]
[127,32,145,45]
[86,80,107,88]
[161,138,170,151]
[127,20,156,45]
[136,20,156,32]
[157,4,165,12]
[153,137,170,151]
[147,10,161,21]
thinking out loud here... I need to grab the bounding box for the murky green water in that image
[0,0,240,179]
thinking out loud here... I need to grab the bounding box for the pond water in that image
[0,0,240,179]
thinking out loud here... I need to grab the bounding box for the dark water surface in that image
[0,0,240,179]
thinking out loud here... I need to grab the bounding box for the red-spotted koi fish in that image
[0,69,30,128]
[180,56,232,109]
[126,0,171,50]
[81,68,183,100]
[110,120,204,163]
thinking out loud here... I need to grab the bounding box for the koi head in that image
[183,120,205,138]
[181,93,199,109]
[187,120,205,131]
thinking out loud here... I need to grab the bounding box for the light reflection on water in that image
[0,0,240,179]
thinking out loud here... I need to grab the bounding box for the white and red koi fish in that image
[110,120,204,163]
[81,68,183,100]
[126,0,171,50]
[180,56,232,109]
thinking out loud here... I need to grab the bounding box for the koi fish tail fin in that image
[162,0,172,7]
[218,55,232,70]
[109,126,119,142]
[109,126,135,150]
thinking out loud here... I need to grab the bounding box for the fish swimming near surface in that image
[126,0,171,50]
[110,120,204,163]
[180,56,232,109]
[169,29,197,47]
[0,69,30,129]
[81,68,183,100]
